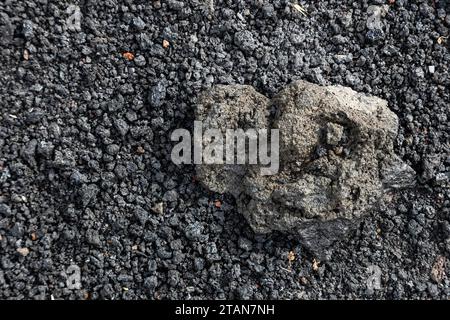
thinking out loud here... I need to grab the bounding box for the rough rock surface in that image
[197,81,415,256]
[195,85,269,194]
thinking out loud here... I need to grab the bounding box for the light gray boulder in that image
[196,80,415,257]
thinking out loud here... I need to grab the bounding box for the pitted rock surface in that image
[195,85,270,195]
[196,80,415,255]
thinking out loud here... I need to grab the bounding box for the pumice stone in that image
[196,80,415,257]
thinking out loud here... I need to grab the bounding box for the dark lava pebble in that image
[0,0,449,300]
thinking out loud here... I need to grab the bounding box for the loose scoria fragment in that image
[196,80,415,258]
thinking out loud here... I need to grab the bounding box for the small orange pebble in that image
[214,200,222,208]
[122,51,134,61]
[162,39,170,48]
[31,233,37,241]
[388,0,395,4]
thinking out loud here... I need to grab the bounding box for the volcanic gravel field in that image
[0,0,449,299]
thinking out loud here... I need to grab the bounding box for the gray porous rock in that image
[195,85,269,195]
[196,80,415,257]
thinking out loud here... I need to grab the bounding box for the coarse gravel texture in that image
[0,0,449,300]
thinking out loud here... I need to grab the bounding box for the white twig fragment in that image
[291,3,308,17]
